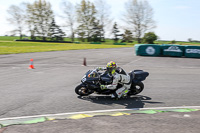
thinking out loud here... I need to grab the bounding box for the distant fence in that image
[15,40,73,43]
[134,44,200,58]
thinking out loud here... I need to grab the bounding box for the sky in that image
[0,0,200,41]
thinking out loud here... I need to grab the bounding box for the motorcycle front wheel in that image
[75,84,93,96]
[128,82,144,95]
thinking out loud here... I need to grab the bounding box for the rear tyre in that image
[75,84,93,96]
[128,82,144,95]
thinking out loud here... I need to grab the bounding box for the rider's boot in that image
[122,89,129,97]
[111,86,129,99]
[111,92,118,99]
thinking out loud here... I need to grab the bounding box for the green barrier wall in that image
[162,44,184,57]
[74,42,80,44]
[134,44,161,56]
[90,42,101,44]
[113,43,126,45]
[184,45,200,58]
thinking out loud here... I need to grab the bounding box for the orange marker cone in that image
[83,58,87,66]
[29,59,35,69]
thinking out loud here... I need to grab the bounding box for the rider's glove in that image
[100,85,107,90]
[96,67,102,71]
[97,67,103,70]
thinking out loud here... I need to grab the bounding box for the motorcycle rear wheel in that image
[75,84,93,96]
[128,82,144,95]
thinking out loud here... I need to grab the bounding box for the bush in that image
[143,32,158,44]
[171,40,176,44]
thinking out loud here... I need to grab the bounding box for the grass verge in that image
[0,41,132,55]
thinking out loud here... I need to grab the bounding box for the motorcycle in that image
[75,68,149,97]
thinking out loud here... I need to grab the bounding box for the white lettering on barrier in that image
[146,46,156,55]
[164,46,182,52]
[186,49,200,54]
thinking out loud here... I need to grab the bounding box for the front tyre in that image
[128,82,144,95]
[75,84,93,96]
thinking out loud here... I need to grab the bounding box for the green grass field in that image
[0,36,200,55]
[0,36,21,41]
[0,40,132,55]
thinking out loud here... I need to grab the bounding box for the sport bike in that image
[75,68,149,97]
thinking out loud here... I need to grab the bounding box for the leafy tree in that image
[124,0,156,43]
[76,0,97,42]
[91,20,103,42]
[188,38,192,42]
[143,32,158,44]
[76,27,86,42]
[122,29,133,43]
[112,22,122,43]
[61,1,76,42]
[48,19,66,41]
[26,0,54,41]
[7,3,26,39]
[94,0,112,42]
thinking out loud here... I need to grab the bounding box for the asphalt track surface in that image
[0,47,200,132]
[2,111,200,133]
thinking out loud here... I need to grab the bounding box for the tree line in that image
[7,0,157,43]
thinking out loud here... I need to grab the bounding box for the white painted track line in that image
[0,106,200,121]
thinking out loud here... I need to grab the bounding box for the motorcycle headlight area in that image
[82,75,86,82]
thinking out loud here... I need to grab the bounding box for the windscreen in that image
[88,70,99,78]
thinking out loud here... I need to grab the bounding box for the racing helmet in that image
[106,61,117,75]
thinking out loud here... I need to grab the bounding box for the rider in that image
[96,61,131,98]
